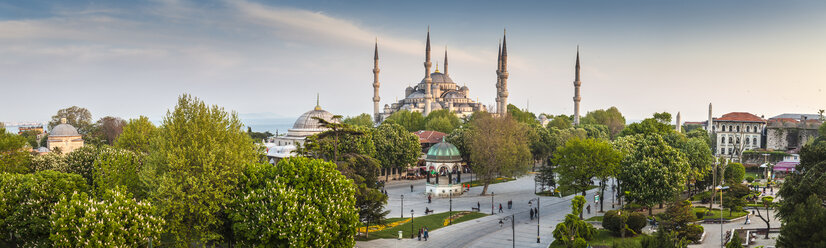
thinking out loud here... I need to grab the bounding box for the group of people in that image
[417,227,429,241]
[529,207,539,220]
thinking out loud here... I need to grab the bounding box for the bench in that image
[471,207,480,212]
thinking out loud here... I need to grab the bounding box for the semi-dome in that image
[426,140,462,162]
[442,90,466,99]
[287,105,338,137]
[50,118,80,137]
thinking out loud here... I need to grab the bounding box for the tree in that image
[89,116,125,145]
[507,104,539,125]
[19,130,40,148]
[0,128,33,174]
[246,127,273,142]
[50,188,164,247]
[681,137,713,194]
[615,134,690,215]
[578,124,610,140]
[144,94,259,246]
[305,122,374,162]
[115,116,157,154]
[372,122,421,181]
[425,109,462,133]
[0,171,88,247]
[549,127,588,150]
[653,112,672,123]
[385,110,425,132]
[30,152,66,172]
[466,113,532,195]
[547,115,572,129]
[776,135,826,246]
[342,113,374,127]
[552,196,596,247]
[619,114,673,137]
[93,146,146,200]
[527,123,554,168]
[726,233,743,248]
[686,128,712,148]
[641,230,688,248]
[553,138,621,213]
[48,106,93,133]
[660,200,701,242]
[229,158,358,247]
[724,162,745,184]
[535,164,556,192]
[581,107,626,139]
[64,145,100,185]
[445,126,471,166]
[337,154,388,238]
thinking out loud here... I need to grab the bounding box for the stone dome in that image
[50,119,80,137]
[442,90,466,99]
[420,72,455,84]
[287,105,337,137]
[426,140,462,162]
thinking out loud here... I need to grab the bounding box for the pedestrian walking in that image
[745,215,751,225]
[508,200,512,209]
[586,204,591,214]
[411,184,414,192]
[428,194,431,204]
[418,228,422,241]
[424,227,429,241]
[530,208,534,220]
[499,203,503,213]
[477,201,480,210]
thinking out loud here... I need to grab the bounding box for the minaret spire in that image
[676,112,682,132]
[315,93,321,110]
[495,41,502,115]
[372,38,381,123]
[498,29,509,116]
[708,103,713,132]
[573,46,582,125]
[444,47,448,76]
[423,26,433,116]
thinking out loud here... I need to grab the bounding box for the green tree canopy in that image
[144,94,259,245]
[615,134,690,215]
[724,162,745,184]
[425,116,458,133]
[342,113,374,127]
[50,187,164,247]
[466,113,532,195]
[93,146,146,199]
[547,115,573,129]
[229,158,358,247]
[385,110,425,132]
[0,170,89,247]
[0,128,32,173]
[578,124,610,140]
[115,116,157,154]
[372,122,420,170]
[507,104,539,125]
[337,154,389,235]
[619,114,674,137]
[48,106,93,133]
[553,138,622,213]
[776,135,826,247]
[580,107,626,139]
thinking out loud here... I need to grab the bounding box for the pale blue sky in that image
[1,0,824,126]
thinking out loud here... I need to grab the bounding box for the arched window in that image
[729,137,733,143]
[747,126,750,132]
[737,126,740,132]
[729,125,733,132]
[746,138,750,144]
[721,136,725,144]
[753,137,757,145]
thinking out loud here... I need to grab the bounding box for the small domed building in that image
[425,139,465,197]
[47,118,84,153]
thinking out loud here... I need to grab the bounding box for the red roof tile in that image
[414,130,447,144]
[715,112,765,122]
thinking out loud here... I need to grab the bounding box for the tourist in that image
[499,203,503,213]
[745,214,751,225]
[424,227,429,241]
[530,208,534,220]
[477,201,480,210]
[587,204,591,214]
[411,184,414,192]
[418,227,422,241]
[428,194,432,204]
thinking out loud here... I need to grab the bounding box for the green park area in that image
[466,177,516,187]
[537,185,598,198]
[693,207,749,220]
[358,211,488,241]
[549,229,647,248]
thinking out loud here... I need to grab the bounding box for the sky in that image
[1,0,825,129]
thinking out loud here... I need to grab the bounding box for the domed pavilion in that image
[47,118,84,153]
[425,139,465,197]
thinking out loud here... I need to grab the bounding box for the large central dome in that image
[287,105,338,137]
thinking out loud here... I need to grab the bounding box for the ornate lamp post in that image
[491,192,495,215]
[529,198,540,243]
[498,214,515,248]
[410,209,415,239]
[449,189,453,225]
[400,194,404,218]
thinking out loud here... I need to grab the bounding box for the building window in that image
[746,138,750,144]
[729,125,733,132]
[737,126,740,132]
[753,137,757,145]
[729,137,733,143]
[747,126,750,132]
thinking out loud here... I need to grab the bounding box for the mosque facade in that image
[372,29,511,122]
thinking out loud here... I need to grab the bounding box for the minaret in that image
[573,46,582,125]
[372,39,381,123]
[495,41,502,115]
[707,103,713,132]
[444,48,449,76]
[499,30,509,116]
[423,27,433,116]
[676,112,682,132]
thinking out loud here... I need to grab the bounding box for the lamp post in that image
[400,195,404,218]
[410,209,415,239]
[449,189,453,225]
[498,214,515,248]
[529,198,540,243]
[491,192,495,215]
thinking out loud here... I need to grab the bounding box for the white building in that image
[712,112,766,160]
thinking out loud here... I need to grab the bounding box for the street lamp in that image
[716,185,729,247]
[449,189,453,225]
[400,195,404,218]
[529,197,540,243]
[410,209,415,239]
[491,192,495,215]
[498,214,516,248]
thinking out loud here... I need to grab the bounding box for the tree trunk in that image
[649,206,653,216]
[481,182,490,196]
[365,219,369,238]
[599,180,606,212]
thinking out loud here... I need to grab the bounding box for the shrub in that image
[745,176,755,183]
[627,213,647,234]
[603,210,646,236]
[697,191,713,204]
[686,224,704,242]
[696,209,706,220]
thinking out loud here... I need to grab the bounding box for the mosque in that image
[372,29,511,122]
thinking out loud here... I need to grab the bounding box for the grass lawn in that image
[537,185,598,197]
[585,215,604,222]
[357,211,487,241]
[466,177,515,187]
[693,207,748,220]
[549,229,646,247]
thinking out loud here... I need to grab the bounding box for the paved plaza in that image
[358,174,616,248]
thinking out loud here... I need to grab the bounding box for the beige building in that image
[712,112,766,160]
[47,118,84,154]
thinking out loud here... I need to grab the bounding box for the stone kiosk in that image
[424,139,464,197]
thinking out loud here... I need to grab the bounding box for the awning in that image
[773,161,798,172]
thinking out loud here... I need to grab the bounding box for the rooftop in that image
[714,112,765,123]
[414,130,447,144]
